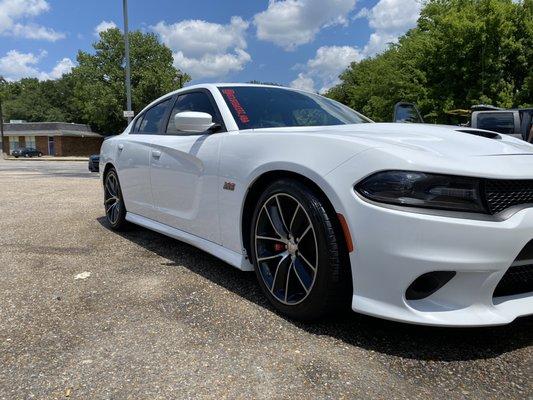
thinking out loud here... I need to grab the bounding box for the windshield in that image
[219,86,371,130]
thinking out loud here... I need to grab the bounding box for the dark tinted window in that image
[131,115,143,133]
[478,112,515,134]
[219,86,370,130]
[394,103,423,123]
[139,98,171,133]
[166,92,220,133]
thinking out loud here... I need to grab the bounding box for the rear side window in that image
[477,112,515,135]
[138,98,171,134]
[166,92,220,134]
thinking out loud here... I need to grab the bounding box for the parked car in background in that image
[11,147,43,158]
[88,154,100,172]
[100,83,533,326]
[394,103,533,143]
[471,108,533,141]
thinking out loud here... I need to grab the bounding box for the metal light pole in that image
[123,0,133,124]
[0,77,5,157]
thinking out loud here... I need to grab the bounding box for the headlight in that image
[355,171,487,213]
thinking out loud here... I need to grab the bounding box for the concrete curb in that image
[3,157,89,162]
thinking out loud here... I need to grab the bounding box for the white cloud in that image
[254,0,356,50]
[358,0,421,57]
[0,0,65,41]
[0,50,74,81]
[152,16,251,79]
[46,57,75,79]
[94,20,118,37]
[290,73,316,92]
[291,45,360,93]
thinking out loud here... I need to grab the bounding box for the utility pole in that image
[123,0,133,124]
[0,77,5,158]
[0,98,4,158]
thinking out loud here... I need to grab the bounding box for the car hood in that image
[251,123,533,157]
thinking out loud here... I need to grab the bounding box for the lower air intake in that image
[493,264,533,297]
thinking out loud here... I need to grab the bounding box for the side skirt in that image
[126,212,254,272]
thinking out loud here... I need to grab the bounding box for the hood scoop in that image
[456,129,501,140]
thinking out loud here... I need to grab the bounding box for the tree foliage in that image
[70,29,190,134]
[1,29,190,134]
[328,0,533,122]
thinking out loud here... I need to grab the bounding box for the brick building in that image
[2,122,104,156]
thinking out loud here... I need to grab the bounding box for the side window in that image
[138,98,171,134]
[131,115,143,133]
[166,92,220,134]
[477,112,515,135]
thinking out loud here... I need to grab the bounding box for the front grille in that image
[493,264,533,297]
[484,179,533,214]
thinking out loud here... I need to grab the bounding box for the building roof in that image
[3,122,102,138]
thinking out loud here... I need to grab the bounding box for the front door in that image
[150,90,224,243]
[116,97,172,219]
[48,137,54,155]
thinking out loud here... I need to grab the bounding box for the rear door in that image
[116,97,172,219]
[149,89,225,243]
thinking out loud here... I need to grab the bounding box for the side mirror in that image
[174,111,216,133]
[393,102,424,123]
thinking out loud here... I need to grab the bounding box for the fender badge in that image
[223,181,236,191]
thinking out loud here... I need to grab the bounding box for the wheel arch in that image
[240,169,352,274]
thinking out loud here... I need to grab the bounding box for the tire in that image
[38,152,42,157]
[104,168,128,231]
[250,179,350,320]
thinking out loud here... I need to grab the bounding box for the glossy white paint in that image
[100,83,533,326]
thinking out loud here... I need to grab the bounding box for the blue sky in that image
[0,0,421,92]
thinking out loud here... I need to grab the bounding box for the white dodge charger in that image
[100,84,533,326]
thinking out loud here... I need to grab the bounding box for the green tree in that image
[328,0,533,122]
[69,28,190,134]
[2,78,69,122]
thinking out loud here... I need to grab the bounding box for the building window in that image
[9,137,19,154]
[25,136,36,149]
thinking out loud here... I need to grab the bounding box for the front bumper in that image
[346,195,533,326]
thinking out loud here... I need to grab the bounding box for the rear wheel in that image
[104,168,128,230]
[250,179,350,320]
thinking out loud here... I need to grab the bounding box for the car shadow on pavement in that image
[98,218,533,362]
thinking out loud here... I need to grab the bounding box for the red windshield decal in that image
[222,89,250,124]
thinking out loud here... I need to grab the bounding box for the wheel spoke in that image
[105,179,115,197]
[263,205,286,239]
[293,261,310,294]
[271,255,289,293]
[284,261,293,302]
[105,196,117,205]
[289,204,300,232]
[298,224,312,242]
[297,251,316,272]
[256,235,286,243]
[258,253,285,262]
[275,195,289,233]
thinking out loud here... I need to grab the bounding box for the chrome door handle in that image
[152,150,162,158]
[118,143,124,151]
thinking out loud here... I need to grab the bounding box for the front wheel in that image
[104,168,128,230]
[250,179,350,320]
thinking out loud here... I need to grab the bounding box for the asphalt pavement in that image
[0,159,531,399]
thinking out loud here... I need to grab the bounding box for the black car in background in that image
[88,154,100,172]
[11,147,43,158]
